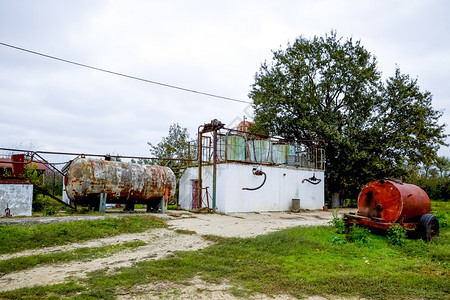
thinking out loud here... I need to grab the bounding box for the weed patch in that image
[387,224,407,246]
[174,229,197,235]
[329,209,345,234]
[0,281,84,300]
[346,225,372,244]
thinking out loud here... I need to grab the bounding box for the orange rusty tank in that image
[357,178,430,223]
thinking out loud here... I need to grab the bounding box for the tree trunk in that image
[332,193,340,208]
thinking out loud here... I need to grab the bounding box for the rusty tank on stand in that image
[64,158,176,211]
[344,178,439,241]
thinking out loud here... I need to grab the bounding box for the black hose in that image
[242,172,267,191]
[302,178,322,185]
[302,174,321,185]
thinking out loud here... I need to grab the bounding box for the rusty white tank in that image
[64,158,175,205]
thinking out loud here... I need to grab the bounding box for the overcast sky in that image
[1,0,449,160]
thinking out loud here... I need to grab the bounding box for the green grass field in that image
[0,202,448,299]
[0,215,166,254]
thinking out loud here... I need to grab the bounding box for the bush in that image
[343,198,357,208]
[387,224,407,246]
[330,235,347,245]
[44,206,56,216]
[32,195,67,214]
[435,212,448,228]
[352,226,371,243]
[344,224,372,243]
[329,210,345,234]
[411,176,450,201]
[32,194,46,212]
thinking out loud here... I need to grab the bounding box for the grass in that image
[2,224,447,299]
[431,201,449,229]
[0,240,146,275]
[0,202,447,299]
[0,215,166,255]
[101,226,449,299]
[174,229,197,235]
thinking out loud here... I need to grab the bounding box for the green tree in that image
[148,123,195,174]
[435,156,450,177]
[378,69,447,167]
[249,31,447,200]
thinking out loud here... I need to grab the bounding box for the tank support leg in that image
[99,193,107,213]
[124,202,135,211]
[160,195,167,214]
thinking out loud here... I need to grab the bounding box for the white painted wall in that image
[62,180,70,204]
[0,183,33,216]
[179,163,324,214]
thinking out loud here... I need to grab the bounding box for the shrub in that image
[344,198,357,208]
[44,206,56,216]
[352,226,371,243]
[344,224,372,243]
[410,176,450,201]
[32,194,46,212]
[387,224,407,246]
[329,210,345,234]
[435,212,448,228]
[331,235,347,245]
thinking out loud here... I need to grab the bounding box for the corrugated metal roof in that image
[0,158,49,170]
[0,178,32,184]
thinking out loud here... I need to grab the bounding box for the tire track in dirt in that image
[0,210,352,292]
[0,229,169,261]
[0,229,211,291]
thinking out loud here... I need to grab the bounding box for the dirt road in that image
[168,210,344,237]
[0,209,355,298]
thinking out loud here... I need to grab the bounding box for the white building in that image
[178,124,325,214]
[0,180,33,217]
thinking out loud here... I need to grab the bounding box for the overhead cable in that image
[0,42,252,104]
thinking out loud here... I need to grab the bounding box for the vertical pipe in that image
[314,142,318,169]
[212,129,217,212]
[99,193,107,213]
[198,131,203,209]
[225,132,229,163]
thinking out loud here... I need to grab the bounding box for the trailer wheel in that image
[418,214,439,242]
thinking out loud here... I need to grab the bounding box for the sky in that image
[1,0,449,161]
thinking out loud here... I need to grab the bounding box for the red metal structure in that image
[344,178,439,241]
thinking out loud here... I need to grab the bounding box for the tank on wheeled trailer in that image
[343,178,439,241]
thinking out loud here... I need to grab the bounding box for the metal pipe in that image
[212,129,217,212]
[221,129,327,147]
[225,131,229,163]
[33,153,64,176]
[0,147,200,163]
[197,126,203,209]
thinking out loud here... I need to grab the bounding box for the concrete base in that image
[0,183,33,217]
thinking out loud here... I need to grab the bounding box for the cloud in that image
[0,0,448,158]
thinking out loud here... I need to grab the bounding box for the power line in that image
[0,42,252,105]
